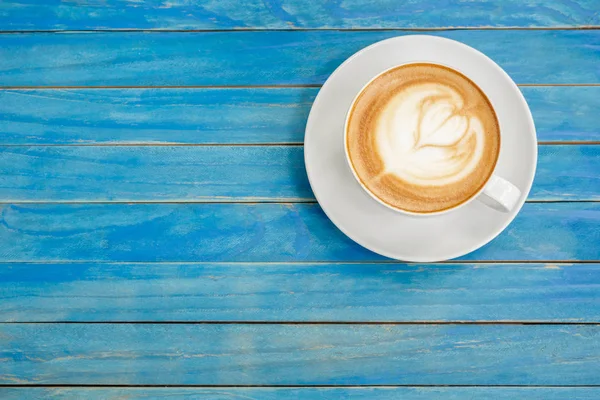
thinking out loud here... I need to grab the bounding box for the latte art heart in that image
[376,83,485,186]
[346,63,500,214]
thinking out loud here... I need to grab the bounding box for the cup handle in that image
[477,175,521,212]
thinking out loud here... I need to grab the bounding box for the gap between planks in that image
[1,84,600,90]
[0,200,597,205]
[4,321,600,325]
[2,384,600,388]
[0,260,597,265]
[1,27,600,34]
[0,141,597,147]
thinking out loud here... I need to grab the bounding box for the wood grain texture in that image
[0,87,597,145]
[1,0,598,30]
[0,88,313,145]
[2,262,599,322]
[1,324,600,384]
[0,146,311,202]
[2,0,598,391]
[0,31,598,86]
[1,387,599,399]
[0,203,598,262]
[0,145,597,202]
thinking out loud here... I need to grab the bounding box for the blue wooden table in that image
[0,1,599,398]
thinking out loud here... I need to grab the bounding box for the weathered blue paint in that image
[0,145,596,201]
[1,387,599,399]
[0,203,597,262]
[0,87,597,145]
[0,31,598,86]
[0,145,312,202]
[0,0,598,30]
[1,324,600,384]
[0,88,314,145]
[0,0,598,392]
[1,262,598,322]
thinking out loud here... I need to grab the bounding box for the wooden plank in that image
[1,387,599,400]
[0,88,312,145]
[0,31,598,86]
[0,145,597,202]
[0,87,597,145]
[2,262,599,322]
[1,324,600,384]
[0,146,312,202]
[0,203,597,262]
[1,0,598,30]
[526,86,600,142]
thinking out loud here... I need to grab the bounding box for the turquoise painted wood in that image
[0,88,314,145]
[0,145,596,202]
[1,31,599,86]
[1,0,598,30]
[0,87,597,145]
[1,0,599,393]
[1,262,599,322]
[0,146,311,202]
[2,387,599,399]
[0,203,598,262]
[1,324,600,384]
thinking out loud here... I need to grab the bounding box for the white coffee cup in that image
[343,62,522,217]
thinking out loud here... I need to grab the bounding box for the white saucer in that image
[304,35,537,262]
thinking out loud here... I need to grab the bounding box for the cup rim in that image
[343,60,501,217]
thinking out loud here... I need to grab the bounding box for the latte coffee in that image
[345,63,501,214]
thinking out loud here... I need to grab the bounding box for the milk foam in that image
[374,83,485,186]
[345,63,500,213]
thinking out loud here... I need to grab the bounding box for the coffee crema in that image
[346,63,500,213]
